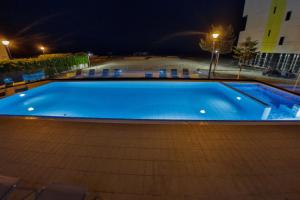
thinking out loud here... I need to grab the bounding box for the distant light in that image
[19,94,26,97]
[28,107,34,112]
[215,50,219,53]
[236,97,242,101]
[200,109,206,114]
[212,33,220,39]
[2,40,10,46]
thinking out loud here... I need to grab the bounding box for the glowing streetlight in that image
[1,40,12,59]
[39,46,46,54]
[2,40,10,46]
[208,33,220,79]
[212,33,220,39]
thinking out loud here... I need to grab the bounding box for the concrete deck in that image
[0,118,300,199]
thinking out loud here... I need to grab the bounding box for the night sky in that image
[0,0,245,57]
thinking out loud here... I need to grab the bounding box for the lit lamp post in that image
[40,46,46,54]
[1,40,12,59]
[208,33,220,79]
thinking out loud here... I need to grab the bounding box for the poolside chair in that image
[23,71,46,83]
[182,68,190,78]
[75,69,82,77]
[14,84,28,93]
[102,69,110,77]
[159,69,167,78]
[88,69,96,77]
[35,183,86,200]
[0,175,19,199]
[171,69,178,78]
[3,78,14,87]
[113,69,122,78]
[145,72,153,79]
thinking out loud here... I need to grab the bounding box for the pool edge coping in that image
[0,115,300,125]
[1,79,300,123]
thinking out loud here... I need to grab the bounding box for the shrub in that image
[0,53,88,78]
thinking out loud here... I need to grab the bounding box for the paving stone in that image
[0,118,299,199]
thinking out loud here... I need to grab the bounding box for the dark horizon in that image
[0,0,245,58]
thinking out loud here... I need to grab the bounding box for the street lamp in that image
[208,33,220,79]
[40,46,46,54]
[212,33,220,39]
[1,40,12,59]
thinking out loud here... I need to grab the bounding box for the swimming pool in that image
[0,81,299,121]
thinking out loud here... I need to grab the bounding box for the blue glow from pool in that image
[0,81,299,121]
[228,82,300,120]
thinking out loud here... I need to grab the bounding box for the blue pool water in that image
[0,81,299,121]
[228,82,300,120]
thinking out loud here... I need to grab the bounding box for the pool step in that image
[292,105,300,118]
[279,104,300,118]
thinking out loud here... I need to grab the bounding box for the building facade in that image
[239,0,300,73]
[0,44,9,60]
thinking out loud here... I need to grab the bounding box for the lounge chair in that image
[102,69,109,77]
[0,175,19,199]
[75,69,82,77]
[171,69,178,78]
[23,71,46,83]
[35,183,86,200]
[159,69,167,78]
[14,84,28,93]
[182,68,190,78]
[88,69,96,77]
[3,78,14,87]
[145,72,153,79]
[113,69,122,78]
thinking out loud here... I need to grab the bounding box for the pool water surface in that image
[0,81,299,121]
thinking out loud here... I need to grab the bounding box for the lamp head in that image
[2,40,10,46]
[212,33,220,39]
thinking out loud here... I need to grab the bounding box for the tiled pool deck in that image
[0,118,300,199]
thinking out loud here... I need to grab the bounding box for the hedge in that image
[0,53,89,78]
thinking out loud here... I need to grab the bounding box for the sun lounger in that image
[3,78,14,87]
[88,69,96,77]
[145,72,153,79]
[75,69,82,77]
[182,68,190,78]
[23,71,46,82]
[35,183,86,200]
[159,69,167,78]
[0,175,19,199]
[102,69,109,77]
[113,69,122,78]
[171,69,178,78]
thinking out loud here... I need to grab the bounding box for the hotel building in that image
[239,0,300,73]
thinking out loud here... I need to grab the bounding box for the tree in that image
[199,25,236,73]
[232,37,259,79]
